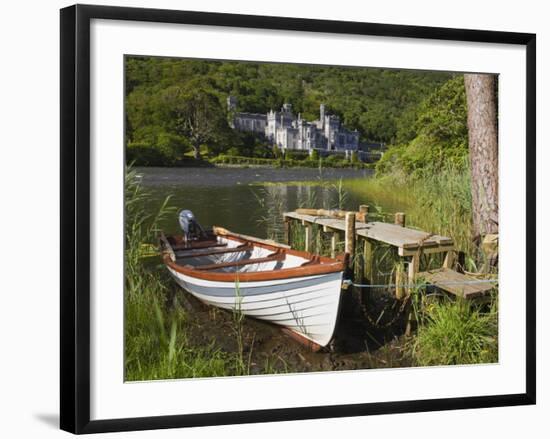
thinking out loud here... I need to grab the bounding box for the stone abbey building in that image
[227,96,360,155]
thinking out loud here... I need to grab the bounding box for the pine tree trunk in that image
[464,74,499,238]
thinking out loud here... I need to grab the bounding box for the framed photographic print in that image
[60,4,536,434]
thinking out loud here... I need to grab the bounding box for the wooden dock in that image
[283,208,492,302]
[283,211,454,257]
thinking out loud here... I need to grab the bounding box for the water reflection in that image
[137,167,376,239]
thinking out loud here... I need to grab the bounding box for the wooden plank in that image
[193,253,285,271]
[295,208,351,219]
[399,244,455,257]
[356,224,440,249]
[418,268,495,298]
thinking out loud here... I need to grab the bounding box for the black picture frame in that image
[60,4,536,434]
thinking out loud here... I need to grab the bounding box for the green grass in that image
[125,167,254,380]
[409,295,498,366]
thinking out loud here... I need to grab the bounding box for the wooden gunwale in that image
[162,231,345,282]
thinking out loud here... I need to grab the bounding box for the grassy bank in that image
[210,154,372,169]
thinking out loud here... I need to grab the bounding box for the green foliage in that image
[226,147,240,156]
[159,86,234,159]
[285,150,309,161]
[377,76,468,176]
[323,154,345,164]
[126,56,453,165]
[309,149,319,161]
[272,146,283,159]
[410,297,498,366]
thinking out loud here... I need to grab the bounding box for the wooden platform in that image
[418,268,495,299]
[283,211,454,256]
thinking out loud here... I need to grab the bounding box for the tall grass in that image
[125,167,241,380]
[409,295,498,366]
[345,160,475,260]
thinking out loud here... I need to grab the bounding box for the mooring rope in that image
[342,279,498,289]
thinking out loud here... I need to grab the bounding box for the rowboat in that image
[160,225,347,349]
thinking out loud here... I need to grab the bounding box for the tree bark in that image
[464,74,499,238]
[192,142,201,160]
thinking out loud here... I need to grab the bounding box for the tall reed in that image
[125,166,235,380]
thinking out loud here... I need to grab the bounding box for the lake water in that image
[136,166,382,238]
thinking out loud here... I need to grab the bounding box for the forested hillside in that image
[125,56,457,165]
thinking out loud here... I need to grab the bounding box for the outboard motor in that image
[178,210,206,243]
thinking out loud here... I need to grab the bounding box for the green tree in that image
[160,86,231,159]
[376,76,468,176]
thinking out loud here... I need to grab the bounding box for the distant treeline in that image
[125,56,468,170]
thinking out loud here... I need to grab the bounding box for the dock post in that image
[345,212,356,266]
[358,204,369,222]
[331,231,340,259]
[284,218,291,247]
[363,239,374,284]
[407,254,420,295]
[362,238,374,304]
[395,212,406,227]
[404,254,420,336]
[443,250,455,269]
[395,262,405,300]
[304,222,312,253]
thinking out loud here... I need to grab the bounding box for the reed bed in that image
[125,167,257,380]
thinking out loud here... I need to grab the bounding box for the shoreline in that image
[131,162,375,170]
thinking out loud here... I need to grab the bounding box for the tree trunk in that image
[192,143,201,160]
[464,74,499,238]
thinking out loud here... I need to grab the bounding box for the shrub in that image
[226,147,240,156]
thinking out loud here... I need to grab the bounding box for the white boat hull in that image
[167,267,343,347]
